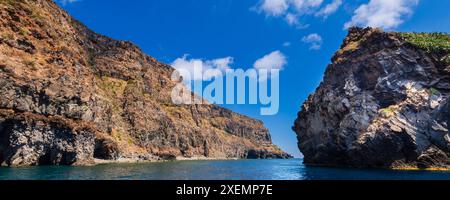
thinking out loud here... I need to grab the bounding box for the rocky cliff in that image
[293,27,450,169]
[0,0,290,167]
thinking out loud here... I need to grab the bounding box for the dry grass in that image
[22,58,37,70]
[97,76,127,98]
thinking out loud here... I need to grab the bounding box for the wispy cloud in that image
[291,0,323,13]
[302,33,323,50]
[171,55,233,81]
[171,52,287,85]
[315,0,342,18]
[253,50,287,70]
[257,0,290,17]
[344,0,419,30]
[253,0,341,27]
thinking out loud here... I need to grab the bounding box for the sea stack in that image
[0,0,291,167]
[293,27,450,169]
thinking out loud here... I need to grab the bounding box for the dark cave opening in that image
[38,152,52,166]
[94,139,118,160]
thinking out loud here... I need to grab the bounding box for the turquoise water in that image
[1,159,450,180]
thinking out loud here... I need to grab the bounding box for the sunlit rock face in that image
[293,27,450,169]
[0,0,291,166]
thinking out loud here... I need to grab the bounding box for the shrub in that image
[399,32,450,54]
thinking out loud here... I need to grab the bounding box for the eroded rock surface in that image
[293,27,450,169]
[0,0,290,166]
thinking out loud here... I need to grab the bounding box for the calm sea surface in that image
[1,159,450,180]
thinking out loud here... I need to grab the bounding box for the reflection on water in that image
[1,159,450,180]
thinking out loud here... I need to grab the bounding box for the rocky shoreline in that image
[294,27,450,170]
[0,0,291,167]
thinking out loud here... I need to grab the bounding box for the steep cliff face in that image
[0,0,290,166]
[293,27,450,169]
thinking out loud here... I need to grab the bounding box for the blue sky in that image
[57,0,450,157]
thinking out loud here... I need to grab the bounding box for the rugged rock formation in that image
[293,27,450,169]
[0,0,290,166]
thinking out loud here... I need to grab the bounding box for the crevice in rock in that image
[93,138,119,160]
[38,152,52,166]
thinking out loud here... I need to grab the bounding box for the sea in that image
[1,159,450,180]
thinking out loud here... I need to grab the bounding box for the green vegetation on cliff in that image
[400,32,450,64]
[400,32,450,53]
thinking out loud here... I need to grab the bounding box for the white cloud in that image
[171,55,233,81]
[291,0,323,13]
[285,13,299,25]
[283,41,291,47]
[344,0,419,30]
[253,51,287,70]
[210,57,234,71]
[315,0,342,18]
[255,0,343,27]
[284,13,310,28]
[258,0,290,17]
[59,0,81,5]
[302,33,323,50]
